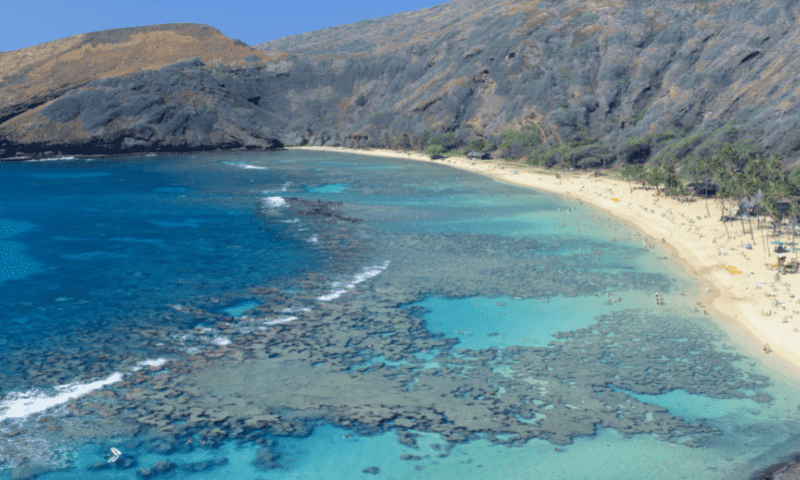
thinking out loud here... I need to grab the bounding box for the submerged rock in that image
[253,444,281,470]
[113,455,138,470]
[137,460,176,478]
[86,461,113,471]
[182,458,229,473]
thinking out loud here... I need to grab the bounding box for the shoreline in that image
[289,145,800,376]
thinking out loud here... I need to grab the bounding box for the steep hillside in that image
[0,24,284,157]
[253,0,800,170]
[3,0,800,170]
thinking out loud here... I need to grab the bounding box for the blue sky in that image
[2,0,442,52]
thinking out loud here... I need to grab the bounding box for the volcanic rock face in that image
[3,1,800,166]
[6,57,284,156]
[0,23,284,158]
[253,0,800,167]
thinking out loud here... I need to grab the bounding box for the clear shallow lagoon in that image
[1,150,799,479]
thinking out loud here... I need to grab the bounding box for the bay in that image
[0,150,798,479]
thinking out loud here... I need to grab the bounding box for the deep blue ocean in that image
[1,150,800,479]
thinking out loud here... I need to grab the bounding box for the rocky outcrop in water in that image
[752,455,800,480]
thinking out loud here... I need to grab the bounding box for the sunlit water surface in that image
[0,150,798,480]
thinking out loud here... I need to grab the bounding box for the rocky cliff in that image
[3,1,800,170]
[252,0,800,169]
[0,24,284,157]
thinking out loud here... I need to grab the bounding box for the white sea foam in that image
[131,358,169,372]
[26,156,76,162]
[318,289,349,302]
[261,197,288,208]
[282,218,300,223]
[280,307,313,313]
[211,336,231,346]
[239,164,268,170]
[307,236,319,243]
[0,373,123,421]
[263,316,297,325]
[318,260,391,301]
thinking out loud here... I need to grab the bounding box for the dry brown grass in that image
[0,24,271,130]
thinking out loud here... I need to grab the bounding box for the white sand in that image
[289,146,800,372]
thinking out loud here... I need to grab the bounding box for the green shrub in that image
[501,125,541,148]
[447,148,468,157]
[631,108,647,124]
[423,131,462,153]
[424,144,446,156]
[655,131,678,143]
[499,125,542,159]
[466,138,496,152]
[624,134,655,146]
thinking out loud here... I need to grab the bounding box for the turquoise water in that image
[1,150,799,479]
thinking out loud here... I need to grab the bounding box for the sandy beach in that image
[290,145,800,374]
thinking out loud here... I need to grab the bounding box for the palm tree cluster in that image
[613,142,800,261]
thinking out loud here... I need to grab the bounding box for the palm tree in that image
[632,164,647,190]
[714,160,733,241]
[661,161,681,197]
[728,167,748,236]
[619,163,638,193]
[646,164,665,197]
[762,155,786,249]
[762,185,780,247]
[696,156,716,217]
[790,196,800,264]
[751,154,769,231]
[738,158,760,247]
[769,172,791,243]
[681,154,702,203]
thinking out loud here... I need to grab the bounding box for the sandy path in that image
[289,146,800,373]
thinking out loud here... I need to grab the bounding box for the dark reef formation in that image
[0,196,781,478]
